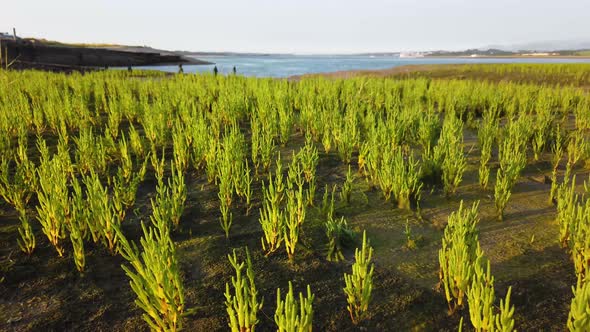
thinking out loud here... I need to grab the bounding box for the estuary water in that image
[140,55,590,78]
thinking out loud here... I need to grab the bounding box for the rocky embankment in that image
[0,37,211,72]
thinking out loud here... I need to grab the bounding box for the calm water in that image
[137,55,590,78]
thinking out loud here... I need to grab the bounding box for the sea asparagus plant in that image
[116,209,185,332]
[17,208,35,256]
[467,248,495,332]
[285,185,306,261]
[84,171,120,254]
[275,282,314,332]
[549,126,566,204]
[494,130,527,221]
[260,157,286,255]
[225,248,263,332]
[69,179,86,273]
[477,115,498,190]
[495,287,516,332]
[439,201,480,314]
[378,147,422,210]
[320,184,336,221]
[566,129,589,178]
[36,153,71,257]
[325,216,355,262]
[437,112,467,196]
[568,275,590,332]
[0,155,36,255]
[218,152,235,238]
[343,231,374,325]
[340,165,354,205]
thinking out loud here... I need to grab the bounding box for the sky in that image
[2,0,589,54]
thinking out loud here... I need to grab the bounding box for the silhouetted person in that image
[127,66,132,72]
[213,66,218,76]
[233,66,237,75]
[178,64,184,74]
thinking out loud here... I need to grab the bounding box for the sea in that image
[136,55,590,78]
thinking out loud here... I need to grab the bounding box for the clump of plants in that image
[438,201,480,314]
[260,158,286,255]
[343,230,374,324]
[274,282,314,332]
[116,206,186,331]
[477,113,498,190]
[377,147,422,209]
[325,216,355,262]
[568,275,590,332]
[36,152,71,257]
[225,248,263,332]
[436,112,467,196]
[494,129,527,221]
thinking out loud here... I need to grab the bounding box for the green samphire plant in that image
[84,171,121,254]
[116,207,185,332]
[439,201,480,314]
[568,275,590,332]
[436,112,467,197]
[494,132,527,221]
[69,179,87,273]
[285,185,306,261]
[260,156,286,255]
[477,114,498,190]
[467,247,495,332]
[225,248,263,332]
[343,230,374,324]
[36,154,71,257]
[377,147,422,210]
[274,282,314,332]
[325,216,355,262]
[340,165,354,206]
[495,287,516,332]
[549,125,565,204]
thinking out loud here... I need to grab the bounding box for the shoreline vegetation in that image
[0,63,590,331]
[294,63,590,88]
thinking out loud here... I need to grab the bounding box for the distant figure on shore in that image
[213,66,218,76]
[127,66,132,72]
[233,66,237,75]
[178,64,183,74]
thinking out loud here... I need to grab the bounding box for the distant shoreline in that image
[290,62,590,81]
[424,55,590,59]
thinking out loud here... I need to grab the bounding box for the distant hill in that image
[428,49,516,57]
[482,39,590,52]
[426,47,590,57]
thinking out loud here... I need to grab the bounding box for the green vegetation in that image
[568,276,590,331]
[225,248,263,332]
[275,282,314,332]
[0,64,589,330]
[116,208,185,331]
[340,63,590,87]
[343,231,374,324]
[325,216,354,262]
[439,201,480,314]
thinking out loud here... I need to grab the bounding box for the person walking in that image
[213,66,218,76]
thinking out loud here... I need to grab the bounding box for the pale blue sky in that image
[2,0,589,53]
